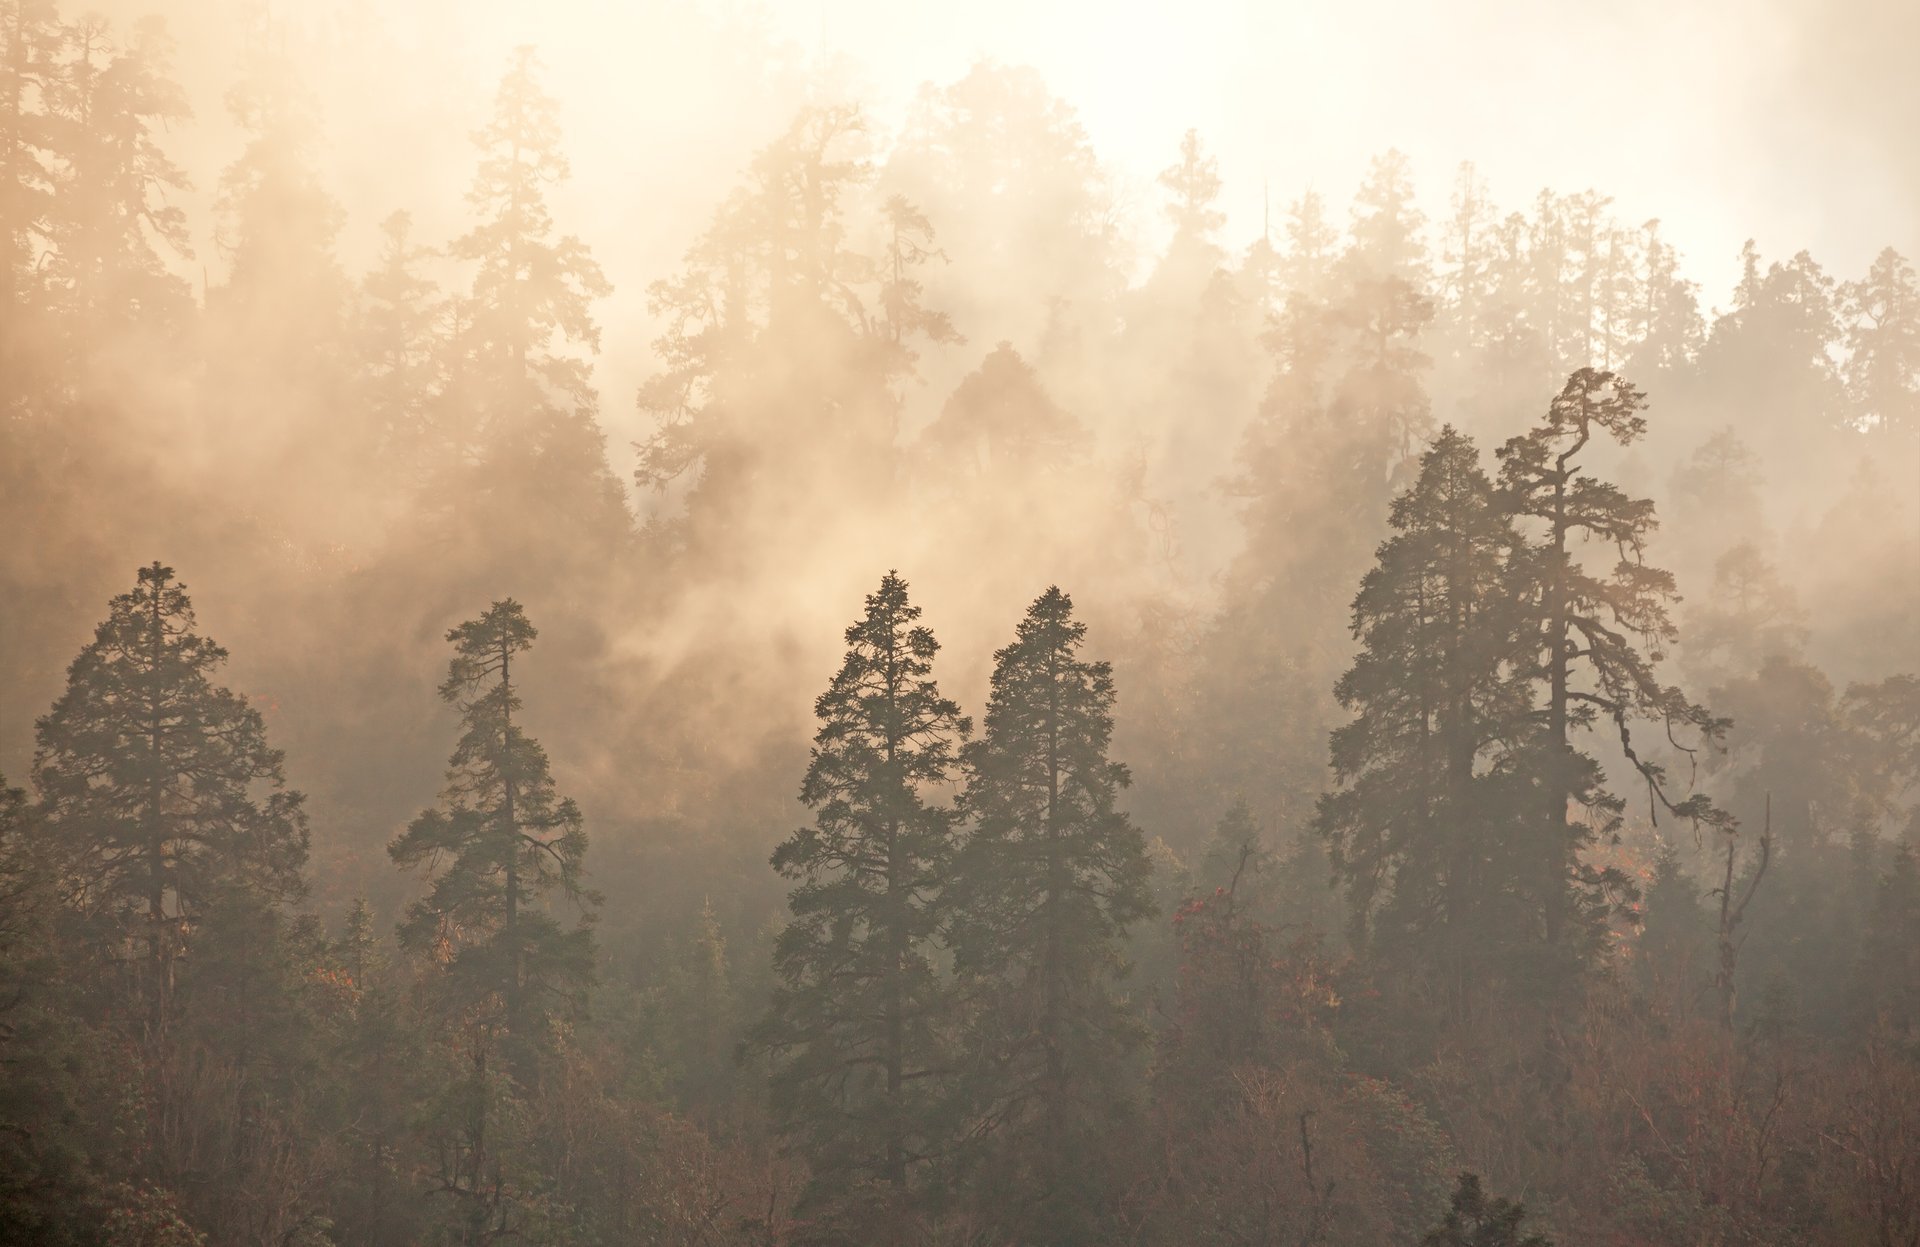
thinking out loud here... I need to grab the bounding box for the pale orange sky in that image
[117,0,1918,455]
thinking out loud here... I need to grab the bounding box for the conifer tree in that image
[445,46,626,563]
[1317,427,1534,994]
[1840,246,1920,441]
[45,14,193,351]
[1496,369,1730,961]
[31,562,308,1022]
[210,31,345,335]
[1626,218,1703,377]
[356,210,445,470]
[0,0,59,330]
[390,600,594,1066]
[640,105,956,553]
[1438,161,1498,358]
[1158,127,1224,243]
[757,571,970,1201]
[1422,1173,1552,1247]
[1344,148,1430,287]
[948,586,1153,1242]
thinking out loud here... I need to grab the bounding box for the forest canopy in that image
[1,2,1917,1245]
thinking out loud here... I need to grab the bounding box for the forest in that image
[1,1,1918,1244]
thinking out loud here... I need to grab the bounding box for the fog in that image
[2,1,1917,1242]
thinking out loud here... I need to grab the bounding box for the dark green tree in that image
[948,586,1154,1242]
[1317,427,1535,999]
[31,562,308,1023]
[1422,1173,1552,1247]
[389,600,594,1246]
[757,571,970,1203]
[390,600,595,1063]
[1496,369,1729,962]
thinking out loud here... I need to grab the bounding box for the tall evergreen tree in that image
[1840,246,1920,441]
[1158,127,1224,243]
[44,14,192,355]
[1496,370,1729,961]
[640,105,955,557]
[948,587,1153,1242]
[31,562,308,1023]
[1625,218,1703,378]
[0,0,59,347]
[757,571,970,1206]
[442,46,626,566]
[390,600,595,1065]
[1317,427,1534,997]
[356,209,446,473]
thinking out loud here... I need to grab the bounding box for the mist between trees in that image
[1,1,1918,1244]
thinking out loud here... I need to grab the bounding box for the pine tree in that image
[1682,543,1809,690]
[210,28,345,335]
[31,562,309,1024]
[1279,189,1340,296]
[1317,427,1535,998]
[1626,218,1703,377]
[948,586,1154,1241]
[640,105,955,555]
[1438,161,1497,359]
[1344,148,1430,288]
[756,571,970,1203]
[389,600,595,1067]
[1496,369,1730,962]
[356,210,445,469]
[0,0,60,336]
[1840,246,1920,441]
[1158,127,1224,243]
[44,14,193,353]
[444,46,626,564]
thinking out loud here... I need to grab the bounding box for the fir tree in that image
[1344,148,1430,288]
[1496,369,1730,962]
[0,0,59,326]
[31,562,308,1023]
[1157,127,1223,243]
[1626,218,1703,377]
[757,571,970,1199]
[444,46,626,566]
[948,586,1154,1242]
[1317,427,1535,995]
[1840,246,1920,440]
[44,14,193,352]
[356,210,446,470]
[389,600,595,1066]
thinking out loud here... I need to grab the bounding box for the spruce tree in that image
[390,600,594,1067]
[31,562,308,1023]
[1317,427,1535,996]
[948,586,1153,1242]
[757,571,970,1203]
[1496,369,1729,963]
